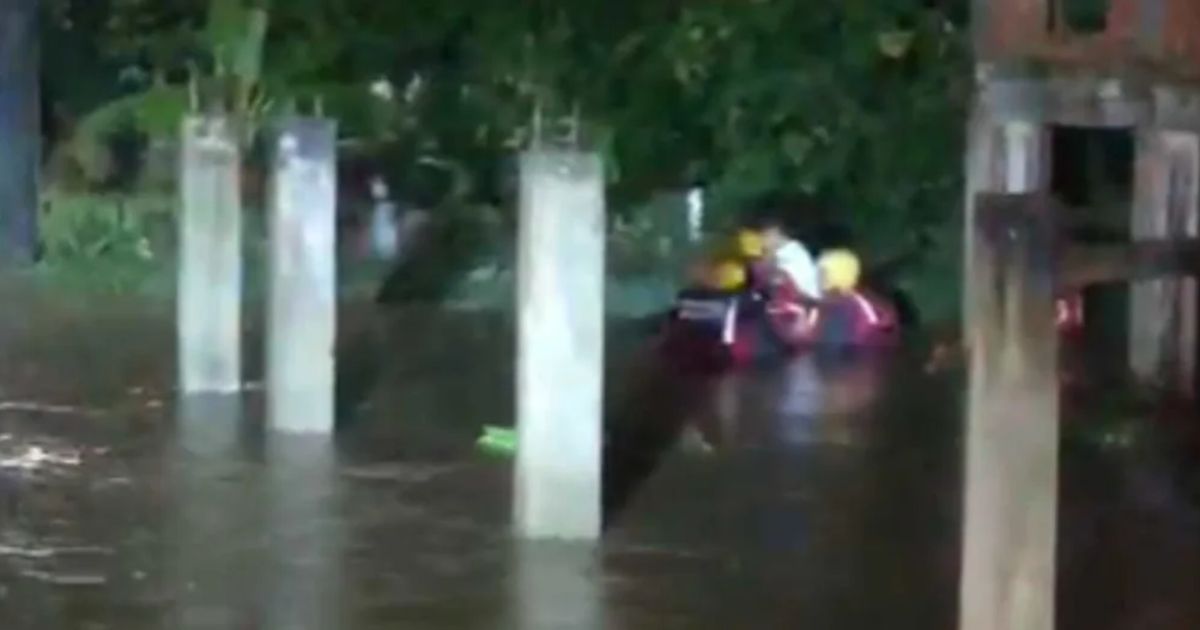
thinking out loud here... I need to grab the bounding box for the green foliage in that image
[43,0,972,322]
[57,0,271,188]
[40,192,168,261]
[58,83,189,185]
[891,220,962,325]
[207,0,267,81]
[37,192,174,293]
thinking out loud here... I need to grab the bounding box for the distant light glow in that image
[370,78,395,101]
[687,187,704,242]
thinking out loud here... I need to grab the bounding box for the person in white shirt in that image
[368,176,400,260]
[755,216,822,301]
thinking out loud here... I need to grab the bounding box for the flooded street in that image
[0,284,1199,629]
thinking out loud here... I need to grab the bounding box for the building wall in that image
[977,0,1200,75]
[1162,0,1200,68]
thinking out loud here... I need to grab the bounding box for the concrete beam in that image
[1061,238,1200,288]
[977,68,1153,128]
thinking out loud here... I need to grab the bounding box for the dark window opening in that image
[1050,125,1134,367]
[1050,125,1133,237]
[1051,0,1111,34]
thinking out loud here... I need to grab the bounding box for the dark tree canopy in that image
[37,0,971,318]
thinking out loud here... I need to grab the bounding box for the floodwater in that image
[1,284,1199,629]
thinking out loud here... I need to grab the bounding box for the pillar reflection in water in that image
[170,394,265,629]
[712,371,742,446]
[169,396,345,629]
[262,433,344,630]
[510,541,606,630]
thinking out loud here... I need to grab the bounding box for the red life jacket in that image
[1056,295,1084,331]
[807,289,898,347]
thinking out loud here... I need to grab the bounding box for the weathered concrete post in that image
[178,116,243,394]
[1130,128,1200,394]
[515,149,606,541]
[267,118,338,434]
[963,75,1047,337]
[0,0,40,263]
[960,193,1059,630]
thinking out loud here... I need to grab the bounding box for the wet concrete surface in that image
[0,285,1199,628]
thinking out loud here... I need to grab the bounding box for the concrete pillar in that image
[0,0,40,263]
[964,97,1047,338]
[1130,129,1200,394]
[178,116,243,394]
[514,149,606,541]
[267,118,338,434]
[960,194,1059,630]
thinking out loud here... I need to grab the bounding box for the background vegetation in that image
[35,0,971,322]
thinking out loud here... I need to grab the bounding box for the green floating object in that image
[477,425,517,457]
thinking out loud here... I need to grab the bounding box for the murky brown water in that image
[1,281,1199,629]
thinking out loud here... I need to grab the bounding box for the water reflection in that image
[175,394,251,459]
[262,434,343,630]
[773,355,823,446]
[170,395,344,629]
[169,395,260,628]
[3,294,1200,628]
[510,541,605,630]
[703,351,887,450]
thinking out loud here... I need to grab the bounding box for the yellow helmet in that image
[818,248,861,292]
[709,260,747,291]
[736,229,765,259]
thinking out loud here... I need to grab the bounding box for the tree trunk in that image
[0,0,40,263]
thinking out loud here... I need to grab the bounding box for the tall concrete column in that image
[178,116,243,394]
[964,83,1048,336]
[961,194,1059,630]
[514,149,606,541]
[1130,129,1200,394]
[0,0,40,263]
[267,118,338,434]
